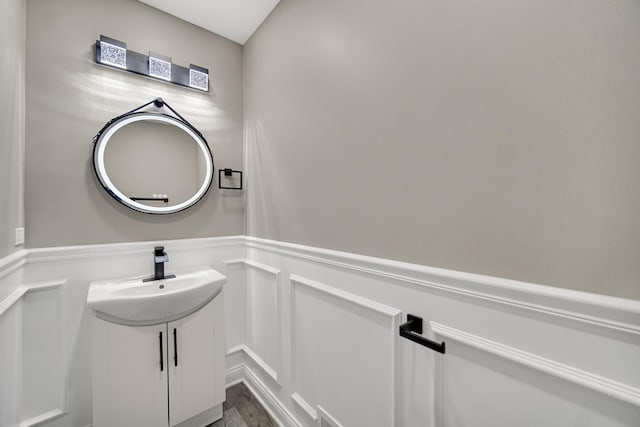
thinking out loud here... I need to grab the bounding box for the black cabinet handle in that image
[399,314,446,354]
[173,328,178,367]
[159,331,164,371]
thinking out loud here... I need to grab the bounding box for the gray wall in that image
[26,0,244,248]
[0,0,25,258]
[243,0,640,299]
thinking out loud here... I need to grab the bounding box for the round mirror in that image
[93,112,214,214]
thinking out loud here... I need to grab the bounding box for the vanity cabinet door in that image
[92,318,169,427]
[168,294,225,426]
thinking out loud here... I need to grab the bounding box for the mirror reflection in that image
[104,119,207,206]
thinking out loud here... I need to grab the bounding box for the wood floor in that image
[209,383,277,427]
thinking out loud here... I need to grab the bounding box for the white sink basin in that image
[87,266,226,326]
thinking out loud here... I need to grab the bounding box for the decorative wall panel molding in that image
[21,280,67,423]
[0,279,68,427]
[0,296,21,427]
[223,259,248,352]
[20,409,66,427]
[244,259,281,276]
[0,284,26,318]
[431,322,640,408]
[289,274,401,427]
[291,392,317,421]
[243,259,282,384]
[0,280,66,320]
[290,274,402,318]
[223,258,247,267]
[317,405,345,427]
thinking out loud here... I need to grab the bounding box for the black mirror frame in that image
[92,100,214,214]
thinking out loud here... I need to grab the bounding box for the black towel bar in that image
[131,197,169,203]
[399,314,446,354]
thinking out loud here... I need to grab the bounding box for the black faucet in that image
[153,246,169,280]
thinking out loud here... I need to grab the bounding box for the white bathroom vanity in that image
[87,267,226,427]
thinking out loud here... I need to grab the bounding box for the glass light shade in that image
[100,41,126,69]
[189,68,209,91]
[149,54,172,81]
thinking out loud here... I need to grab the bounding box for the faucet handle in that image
[154,246,168,263]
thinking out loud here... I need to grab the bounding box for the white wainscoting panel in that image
[224,259,247,351]
[439,338,640,427]
[289,274,401,427]
[0,236,245,427]
[0,278,69,427]
[0,248,28,427]
[244,237,640,427]
[244,260,281,383]
[2,236,640,427]
[21,280,67,423]
[0,300,21,427]
[432,322,640,408]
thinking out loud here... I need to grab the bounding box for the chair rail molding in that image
[25,235,246,264]
[245,237,640,336]
[0,249,27,280]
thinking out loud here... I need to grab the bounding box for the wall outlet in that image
[15,227,25,246]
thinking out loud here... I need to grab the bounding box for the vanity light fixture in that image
[95,35,209,92]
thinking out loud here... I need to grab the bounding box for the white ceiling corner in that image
[138,0,280,45]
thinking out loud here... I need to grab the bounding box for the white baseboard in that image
[225,363,301,427]
[19,409,66,427]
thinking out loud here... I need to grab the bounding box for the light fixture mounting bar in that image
[95,35,209,92]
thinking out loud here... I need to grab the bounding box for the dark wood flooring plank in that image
[211,406,248,427]
[228,383,277,427]
[209,383,276,427]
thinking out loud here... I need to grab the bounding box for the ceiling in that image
[138,0,280,45]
